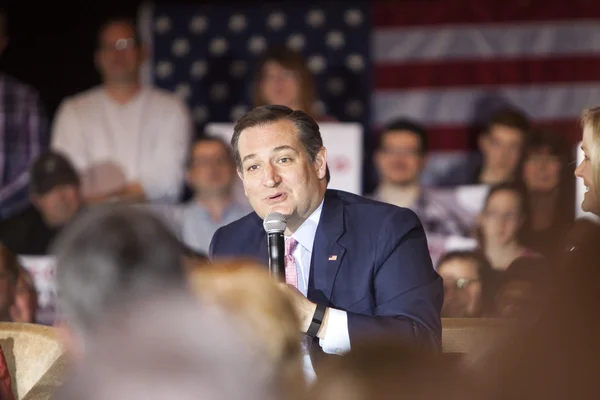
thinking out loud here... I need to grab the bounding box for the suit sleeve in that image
[346,209,443,351]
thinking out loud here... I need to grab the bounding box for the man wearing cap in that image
[0,152,83,255]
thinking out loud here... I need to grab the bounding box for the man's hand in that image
[279,283,329,339]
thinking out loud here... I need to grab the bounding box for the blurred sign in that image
[18,255,56,326]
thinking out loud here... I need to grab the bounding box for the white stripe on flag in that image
[373,83,600,125]
[373,20,600,63]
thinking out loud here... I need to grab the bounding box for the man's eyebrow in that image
[272,145,299,153]
[242,153,256,164]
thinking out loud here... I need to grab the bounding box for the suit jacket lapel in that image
[248,213,269,267]
[310,190,346,304]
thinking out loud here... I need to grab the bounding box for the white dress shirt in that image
[286,200,351,381]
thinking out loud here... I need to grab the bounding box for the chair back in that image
[0,322,65,399]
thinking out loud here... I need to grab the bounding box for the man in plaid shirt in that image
[0,10,48,220]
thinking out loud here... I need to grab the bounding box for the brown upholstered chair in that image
[0,322,67,400]
[442,318,503,355]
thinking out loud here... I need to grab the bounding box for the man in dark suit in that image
[210,105,442,366]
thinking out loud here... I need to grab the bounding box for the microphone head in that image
[263,212,287,234]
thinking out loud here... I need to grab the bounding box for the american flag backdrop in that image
[142,0,600,152]
[143,1,371,130]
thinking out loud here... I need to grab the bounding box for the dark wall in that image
[0,2,143,119]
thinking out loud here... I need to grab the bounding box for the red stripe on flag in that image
[374,0,600,27]
[416,119,582,151]
[375,56,600,89]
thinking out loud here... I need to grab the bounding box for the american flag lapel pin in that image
[328,255,337,261]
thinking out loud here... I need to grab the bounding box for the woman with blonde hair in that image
[188,260,306,398]
[576,106,600,216]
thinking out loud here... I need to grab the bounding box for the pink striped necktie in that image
[284,237,299,288]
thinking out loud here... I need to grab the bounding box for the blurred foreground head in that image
[54,289,275,400]
[189,260,305,397]
[474,218,600,399]
[52,205,187,358]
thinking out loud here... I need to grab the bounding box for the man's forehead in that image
[239,120,298,146]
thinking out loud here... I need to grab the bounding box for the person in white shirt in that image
[51,18,191,204]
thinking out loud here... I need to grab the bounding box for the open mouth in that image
[265,193,286,203]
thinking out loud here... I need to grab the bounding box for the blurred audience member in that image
[474,220,600,400]
[575,106,600,216]
[438,107,530,186]
[477,183,538,271]
[51,17,191,205]
[52,205,187,360]
[307,339,472,400]
[181,136,251,254]
[521,129,574,257]
[9,266,37,323]
[491,256,548,320]
[252,46,333,121]
[55,290,278,400]
[0,9,49,220]
[0,152,82,255]
[437,251,490,318]
[189,261,306,395]
[0,244,18,322]
[371,119,467,238]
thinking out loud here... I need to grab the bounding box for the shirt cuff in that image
[319,308,351,355]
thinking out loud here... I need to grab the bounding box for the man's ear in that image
[315,147,327,180]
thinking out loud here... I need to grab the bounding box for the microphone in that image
[263,212,287,280]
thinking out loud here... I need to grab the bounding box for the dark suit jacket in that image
[209,189,443,351]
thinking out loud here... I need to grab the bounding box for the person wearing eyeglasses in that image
[50,17,191,206]
[437,251,490,318]
[370,119,468,239]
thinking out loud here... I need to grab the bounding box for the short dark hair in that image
[52,205,186,341]
[437,250,492,275]
[231,105,330,182]
[486,107,531,137]
[378,118,429,155]
[97,17,141,48]
[525,128,569,161]
[187,135,234,168]
[0,243,19,285]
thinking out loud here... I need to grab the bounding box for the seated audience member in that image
[181,136,251,254]
[0,244,18,322]
[437,251,491,318]
[477,182,539,271]
[472,227,600,400]
[189,261,306,392]
[51,17,191,205]
[54,290,278,400]
[521,129,575,258]
[370,119,468,238]
[252,46,334,121]
[438,107,530,186]
[0,152,83,255]
[492,257,549,320]
[307,339,472,400]
[51,205,188,360]
[9,266,38,323]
